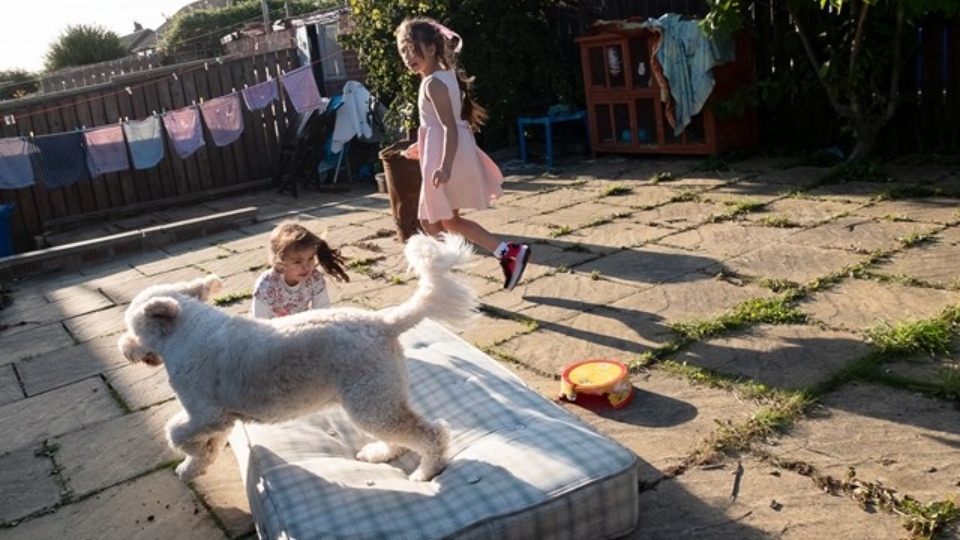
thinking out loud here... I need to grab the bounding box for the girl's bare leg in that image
[420,219,445,237]
[439,211,499,253]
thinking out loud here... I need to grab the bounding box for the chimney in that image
[134,21,143,32]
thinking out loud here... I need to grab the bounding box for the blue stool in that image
[517,111,588,169]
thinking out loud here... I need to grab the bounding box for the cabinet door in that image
[627,36,654,91]
[634,98,658,148]
[586,43,627,90]
[592,102,633,148]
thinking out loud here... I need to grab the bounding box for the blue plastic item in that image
[0,203,15,257]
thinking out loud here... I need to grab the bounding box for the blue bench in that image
[517,111,588,168]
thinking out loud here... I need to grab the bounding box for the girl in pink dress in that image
[396,17,531,291]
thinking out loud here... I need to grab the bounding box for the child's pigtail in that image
[316,240,350,283]
[456,70,488,133]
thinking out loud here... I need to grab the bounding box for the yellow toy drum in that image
[559,359,634,410]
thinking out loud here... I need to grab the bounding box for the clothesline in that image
[0,64,329,191]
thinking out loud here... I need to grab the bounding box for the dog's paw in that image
[409,464,443,482]
[175,457,207,481]
[357,441,402,463]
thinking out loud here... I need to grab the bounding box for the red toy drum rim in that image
[561,359,628,392]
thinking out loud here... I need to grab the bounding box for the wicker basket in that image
[378,140,423,242]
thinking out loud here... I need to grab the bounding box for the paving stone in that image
[884,163,954,184]
[723,242,864,284]
[42,283,115,319]
[483,271,644,324]
[754,166,830,187]
[744,197,864,227]
[573,244,721,287]
[806,181,888,203]
[161,229,248,257]
[564,219,673,250]
[700,180,790,204]
[18,335,127,396]
[662,175,732,191]
[676,324,871,391]
[522,369,763,485]
[0,294,62,337]
[596,184,682,209]
[193,443,255,539]
[855,197,960,224]
[0,364,22,406]
[62,305,126,343]
[529,200,626,230]
[0,469,226,540]
[508,185,603,214]
[106,364,175,411]
[637,200,729,228]
[874,225,960,287]
[882,352,959,387]
[788,215,940,253]
[628,456,904,539]
[0,378,124,455]
[802,279,960,331]
[611,278,776,325]
[759,382,960,506]
[100,266,210,306]
[456,315,530,350]
[0,446,61,524]
[54,401,180,497]
[2,323,75,366]
[660,222,799,259]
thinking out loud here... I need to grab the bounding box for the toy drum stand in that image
[559,359,634,410]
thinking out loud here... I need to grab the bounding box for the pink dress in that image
[416,70,503,223]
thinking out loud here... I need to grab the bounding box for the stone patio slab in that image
[528,200,628,231]
[873,225,960,287]
[193,249,266,279]
[754,166,830,187]
[630,456,904,539]
[660,222,799,259]
[2,322,75,365]
[0,469,227,540]
[700,180,790,204]
[611,278,777,325]
[564,219,673,250]
[18,334,127,396]
[0,378,124,455]
[675,324,871,391]
[106,364,175,411]
[99,266,208,305]
[723,242,864,284]
[801,278,960,331]
[192,441,254,538]
[638,200,729,228]
[54,401,180,497]
[573,244,722,287]
[596,184,683,209]
[744,197,864,227]
[42,282,116,319]
[805,181,888,204]
[506,185,602,213]
[784,216,940,253]
[855,197,960,224]
[62,304,127,342]
[0,364,22,406]
[0,446,61,525]
[758,382,960,506]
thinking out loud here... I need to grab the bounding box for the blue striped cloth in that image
[0,137,35,189]
[30,132,90,189]
[229,319,640,540]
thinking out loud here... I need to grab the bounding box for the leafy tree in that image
[44,24,128,72]
[0,69,40,100]
[705,0,960,161]
[160,0,338,56]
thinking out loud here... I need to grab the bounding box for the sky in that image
[2,0,193,73]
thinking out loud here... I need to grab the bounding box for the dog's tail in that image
[381,233,478,334]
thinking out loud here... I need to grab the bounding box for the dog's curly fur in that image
[118,233,478,482]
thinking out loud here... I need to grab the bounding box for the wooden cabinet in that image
[577,28,758,156]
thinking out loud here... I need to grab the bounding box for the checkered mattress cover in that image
[228,319,639,540]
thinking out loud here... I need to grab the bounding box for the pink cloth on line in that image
[83,125,129,177]
[280,66,323,112]
[200,93,244,147]
[162,106,205,159]
[243,79,279,111]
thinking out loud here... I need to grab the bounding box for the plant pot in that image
[378,140,423,242]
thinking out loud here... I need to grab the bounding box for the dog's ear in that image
[143,297,182,319]
[117,333,163,366]
[176,275,223,302]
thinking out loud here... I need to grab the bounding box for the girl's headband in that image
[432,22,463,53]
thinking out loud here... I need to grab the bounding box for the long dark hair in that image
[396,17,488,132]
[269,220,350,283]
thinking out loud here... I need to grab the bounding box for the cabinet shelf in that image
[577,27,758,156]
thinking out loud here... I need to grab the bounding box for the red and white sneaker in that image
[499,243,531,291]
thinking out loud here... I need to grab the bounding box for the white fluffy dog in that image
[118,233,477,482]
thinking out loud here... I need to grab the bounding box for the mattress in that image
[229,319,639,540]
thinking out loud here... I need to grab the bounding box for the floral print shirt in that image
[251,268,330,319]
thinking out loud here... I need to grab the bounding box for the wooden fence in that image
[0,48,303,253]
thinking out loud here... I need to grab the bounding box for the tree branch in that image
[883,2,905,124]
[786,2,851,118]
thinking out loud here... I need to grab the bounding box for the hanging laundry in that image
[280,66,323,113]
[243,79,279,111]
[83,125,130,177]
[331,80,374,153]
[0,137,35,189]
[162,106,206,159]
[30,132,90,189]
[200,93,244,147]
[123,115,165,170]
